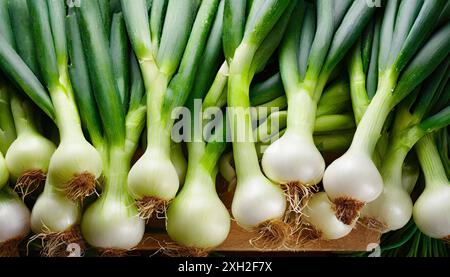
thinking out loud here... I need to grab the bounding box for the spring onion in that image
[71,2,147,252]
[122,0,219,219]
[165,1,231,254]
[226,0,294,246]
[0,187,30,257]
[324,0,450,225]
[413,133,450,240]
[262,0,375,215]
[5,95,56,196]
[361,59,450,233]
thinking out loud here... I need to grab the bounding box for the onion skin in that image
[231,175,286,230]
[166,167,230,249]
[361,186,413,232]
[47,139,102,192]
[0,155,8,190]
[323,150,383,204]
[413,185,450,239]
[302,192,354,240]
[5,133,56,180]
[128,151,179,202]
[262,131,325,186]
[0,189,30,244]
[30,189,80,234]
[81,197,145,250]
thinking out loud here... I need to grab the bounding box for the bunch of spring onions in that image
[323,0,450,227]
[0,0,449,257]
[360,58,450,233]
[261,0,375,222]
[121,0,221,219]
[0,78,31,257]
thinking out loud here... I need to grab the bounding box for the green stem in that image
[415,134,448,189]
[50,84,84,141]
[348,42,369,125]
[10,94,38,136]
[350,72,396,154]
[286,90,316,136]
[0,85,16,153]
[228,43,261,180]
[146,73,171,156]
[103,146,133,205]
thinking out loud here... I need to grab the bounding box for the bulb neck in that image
[102,146,132,203]
[350,72,396,154]
[50,85,84,142]
[416,134,448,189]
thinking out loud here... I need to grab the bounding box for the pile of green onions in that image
[0,0,448,257]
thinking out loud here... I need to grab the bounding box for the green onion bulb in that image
[302,192,354,240]
[30,182,80,234]
[166,166,230,250]
[48,138,102,198]
[81,195,145,250]
[232,175,286,230]
[361,186,413,232]
[0,188,30,247]
[413,134,450,239]
[413,185,450,239]
[6,132,56,182]
[128,149,179,211]
[81,148,145,250]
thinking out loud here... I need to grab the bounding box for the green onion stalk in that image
[361,59,450,234]
[0,0,90,256]
[0,76,30,257]
[324,0,450,225]
[121,0,220,219]
[0,86,13,190]
[0,1,55,196]
[165,1,231,254]
[413,133,450,240]
[27,0,103,201]
[221,75,354,184]
[225,0,296,247]
[6,95,56,197]
[69,2,148,252]
[261,0,375,220]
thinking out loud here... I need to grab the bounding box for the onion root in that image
[136,197,167,220]
[333,197,364,225]
[14,170,46,199]
[64,172,97,201]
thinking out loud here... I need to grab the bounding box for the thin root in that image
[136,197,167,220]
[97,248,129,257]
[28,226,84,257]
[0,238,21,257]
[333,197,365,225]
[249,220,289,250]
[443,235,450,244]
[158,242,209,257]
[283,182,318,214]
[64,172,97,202]
[294,222,322,246]
[14,170,46,199]
[282,183,318,236]
[358,216,387,233]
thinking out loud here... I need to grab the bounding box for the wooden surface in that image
[138,219,380,252]
[137,161,381,253]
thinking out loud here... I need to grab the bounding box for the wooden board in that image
[137,164,381,253]
[138,220,380,252]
